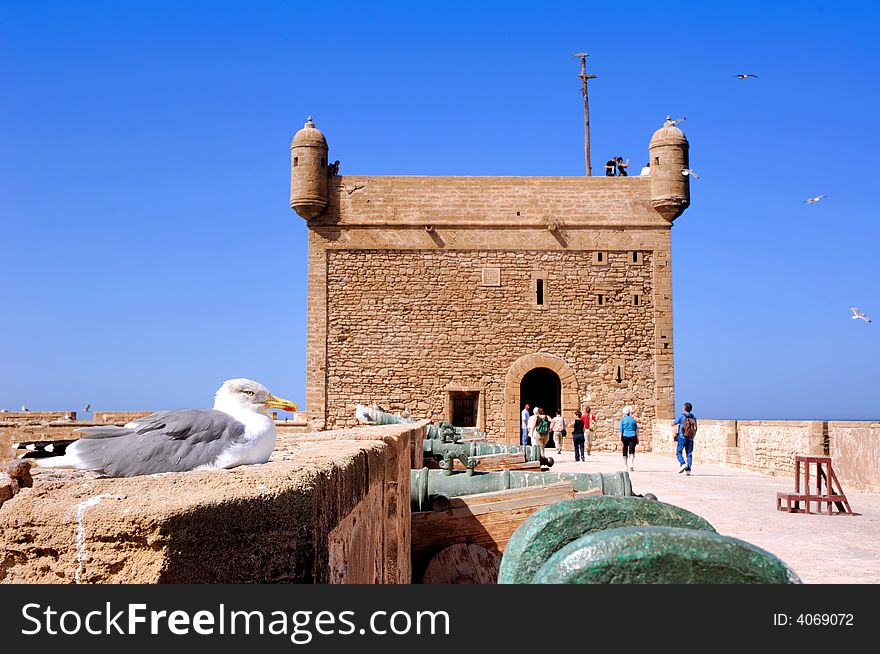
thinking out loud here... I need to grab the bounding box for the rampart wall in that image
[0,422,423,583]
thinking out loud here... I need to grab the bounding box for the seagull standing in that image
[804,195,827,204]
[849,307,872,323]
[21,405,29,412]
[735,73,758,80]
[37,379,297,477]
[681,169,700,179]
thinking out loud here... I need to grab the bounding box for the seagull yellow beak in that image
[264,394,299,412]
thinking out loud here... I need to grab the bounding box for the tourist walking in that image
[520,403,531,447]
[672,402,698,476]
[550,411,566,453]
[527,407,539,447]
[582,405,597,456]
[534,408,551,450]
[572,411,586,462]
[619,406,639,471]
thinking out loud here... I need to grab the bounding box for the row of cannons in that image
[356,404,552,474]
[357,405,800,583]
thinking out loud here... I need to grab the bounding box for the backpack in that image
[536,416,550,435]
[682,416,697,438]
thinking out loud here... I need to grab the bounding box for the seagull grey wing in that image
[74,425,139,440]
[67,409,247,477]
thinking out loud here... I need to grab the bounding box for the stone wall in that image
[0,422,424,583]
[304,175,676,450]
[653,420,880,492]
[323,249,658,450]
[830,422,880,493]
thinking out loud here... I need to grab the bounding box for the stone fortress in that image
[2,103,879,585]
[292,116,691,449]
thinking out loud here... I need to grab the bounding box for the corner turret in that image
[649,118,690,222]
[290,116,329,220]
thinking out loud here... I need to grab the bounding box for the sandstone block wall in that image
[305,176,676,448]
[830,422,880,493]
[0,422,424,583]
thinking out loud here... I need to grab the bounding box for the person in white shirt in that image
[520,404,531,446]
[527,407,540,447]
[550,411,566,453]
[640,162,651,176]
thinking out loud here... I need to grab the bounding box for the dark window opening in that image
[597,252,604,263]
[654,157,660,165]
[633,294,640,306]
[615,366,623,383]
[516,211,521,216]
[451,392,478,428]
[536,279,544,305]
[293,157,299,167]
[321,158,325,167]
[597,294,605,306]
[632,252,638,263]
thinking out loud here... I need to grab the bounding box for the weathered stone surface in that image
[533,526,801,584]
[0,422,424,584]
[498,496,715,584]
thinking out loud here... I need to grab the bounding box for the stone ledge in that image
[0,422,427,584]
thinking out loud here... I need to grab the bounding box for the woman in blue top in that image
[619,406,639,471]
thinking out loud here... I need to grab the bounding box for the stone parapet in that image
[0,421,426,583]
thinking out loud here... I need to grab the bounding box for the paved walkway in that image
[547,447,880,583]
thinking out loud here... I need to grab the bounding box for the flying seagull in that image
[665,115,686,126]
[735,73,758,80]
[850,307,872,323]
[681,169,700,179]
[37,379,297,477]
[84,403,91,412]
[804,195,827,204]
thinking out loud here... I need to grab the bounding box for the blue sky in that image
[1,1,877,419]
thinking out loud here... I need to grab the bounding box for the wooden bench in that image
[776,455,853,515]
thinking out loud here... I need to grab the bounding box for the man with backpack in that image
[534,408,551,450]
[672,402,698,476]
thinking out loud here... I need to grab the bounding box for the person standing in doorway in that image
[520,403,531,447]
[582,405,598,456]
[534,407,551,450]
[550,411,566,453]
[672,402,698,476]
[619,406,639,471]
[527,406,540,447]
[572,411,586,462]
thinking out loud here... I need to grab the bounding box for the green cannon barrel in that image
[533,526,802,584]
[410,468,633,512]
[498,496,715,584]
[423,439,543,461]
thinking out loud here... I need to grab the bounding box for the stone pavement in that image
[548,447,880,583]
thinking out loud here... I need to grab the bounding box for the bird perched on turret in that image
[849,307,872,323]
[665,115,686,126]
[804,195,827,204]
[735,73,758,80]
[37,379,297,478]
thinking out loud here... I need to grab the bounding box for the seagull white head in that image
[213,378,298,414]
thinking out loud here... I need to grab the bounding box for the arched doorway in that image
[520,367,562,447]
[504,353,580,445]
